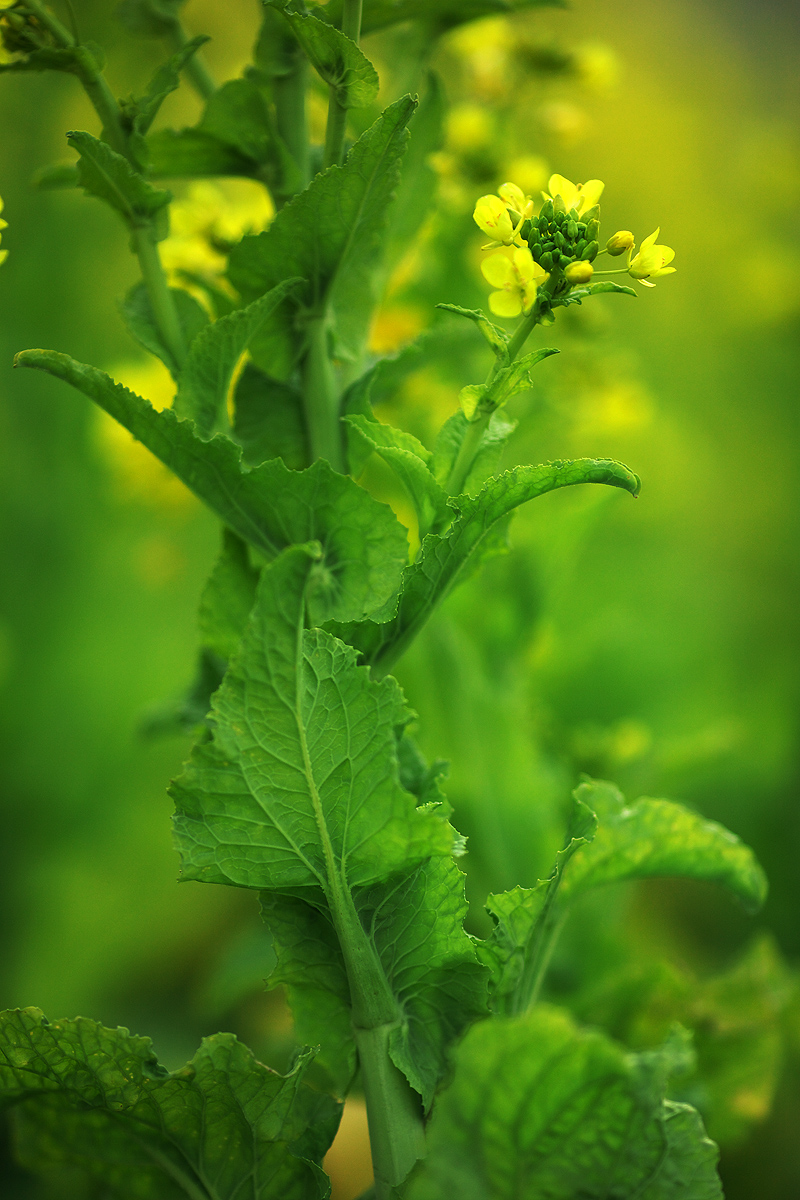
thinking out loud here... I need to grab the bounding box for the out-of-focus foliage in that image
[0,0,798,1197]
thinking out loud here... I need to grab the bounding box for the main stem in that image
[323,0,363,168]
[302,317,344,471]
[132,226,187,372]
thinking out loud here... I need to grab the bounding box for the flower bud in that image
[606,230,634,257]
[581,240,599,261]
[565,260,594,286]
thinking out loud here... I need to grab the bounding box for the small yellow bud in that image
[565,260,594,286]
[606,230,634,257]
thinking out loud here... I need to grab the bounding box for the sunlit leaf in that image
[344,413,450,537]
[67,130,170,226]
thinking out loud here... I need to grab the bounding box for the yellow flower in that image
[481,247,546,317]
[627,228,676,286]
[473,193,517,245]
[544,173,604,215]
[497,181,533,219]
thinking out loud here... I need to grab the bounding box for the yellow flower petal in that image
[498,182,527,211]
[576,179,604,212]
[489,290,523,318]
[473,194,514,243]
[481,252,516,288]
[521,281,538,312]
[547,174,579,210]
[512,245,536,283]
[641,228,660,252]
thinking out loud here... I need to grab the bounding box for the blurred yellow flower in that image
[161,181,274,285]
[446,104,493,154]
[572,43,618,92]
[0,196,7,266]
[505,155,549,199]
[627,228,676,286]
[544,173,604,215]
[481,247,546,317]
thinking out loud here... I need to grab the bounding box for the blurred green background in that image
[0,0,798,1196]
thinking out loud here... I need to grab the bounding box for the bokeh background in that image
[0,0,798,1195]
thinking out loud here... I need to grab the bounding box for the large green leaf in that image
[408,1008,723,1200]
[344,413,450,538]
[329,458,641,674]
[15,349,408,623]
[0,1007,339,1199]
[320,0,565,35]
[431,410,518,496]
[228,96,415,370]
[67,130,170,226]
[172,544,453,894]
[483,780,768,1014]
[267,1,379,109]
[175,279,302,436]
[262,856,487,1105]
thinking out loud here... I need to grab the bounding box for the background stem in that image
[132,227,187,372]
[322,0,363,168]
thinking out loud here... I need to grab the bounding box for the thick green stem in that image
[354,1025,426,1199]
[165,22,217,101]
[302,317,344,471]
[275,52,311,189]
[132,226,187,372]
[331,892,425,1198]
[322,0,363,168]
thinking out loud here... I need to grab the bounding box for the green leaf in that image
[267,1,379,108]
[458,383,486,421]
[559,279,638,306]
[488,345,560,407]
[435,304,509,360]
[320,0,566,36]
[561,779,768,913]
[15,349,408,624]
[233,362,309,470]
[344,413,450,538]
[408,1007,722,1200]
[481,792,597,1010]
[228,96,416,367]
[262,856,487,1106]
[198,530,260,661]
[0,1007,339,1200]
[31,161,79,189]
[483,780,767,1016]
[329,458,641,674]
[130,35,210,139]
[172,545,453,893]
[120,280,210,378]
[67,130,171,226]
[175,278,303,436]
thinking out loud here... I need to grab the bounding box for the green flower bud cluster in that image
[523,199,600,276]
[0,6,53,54]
